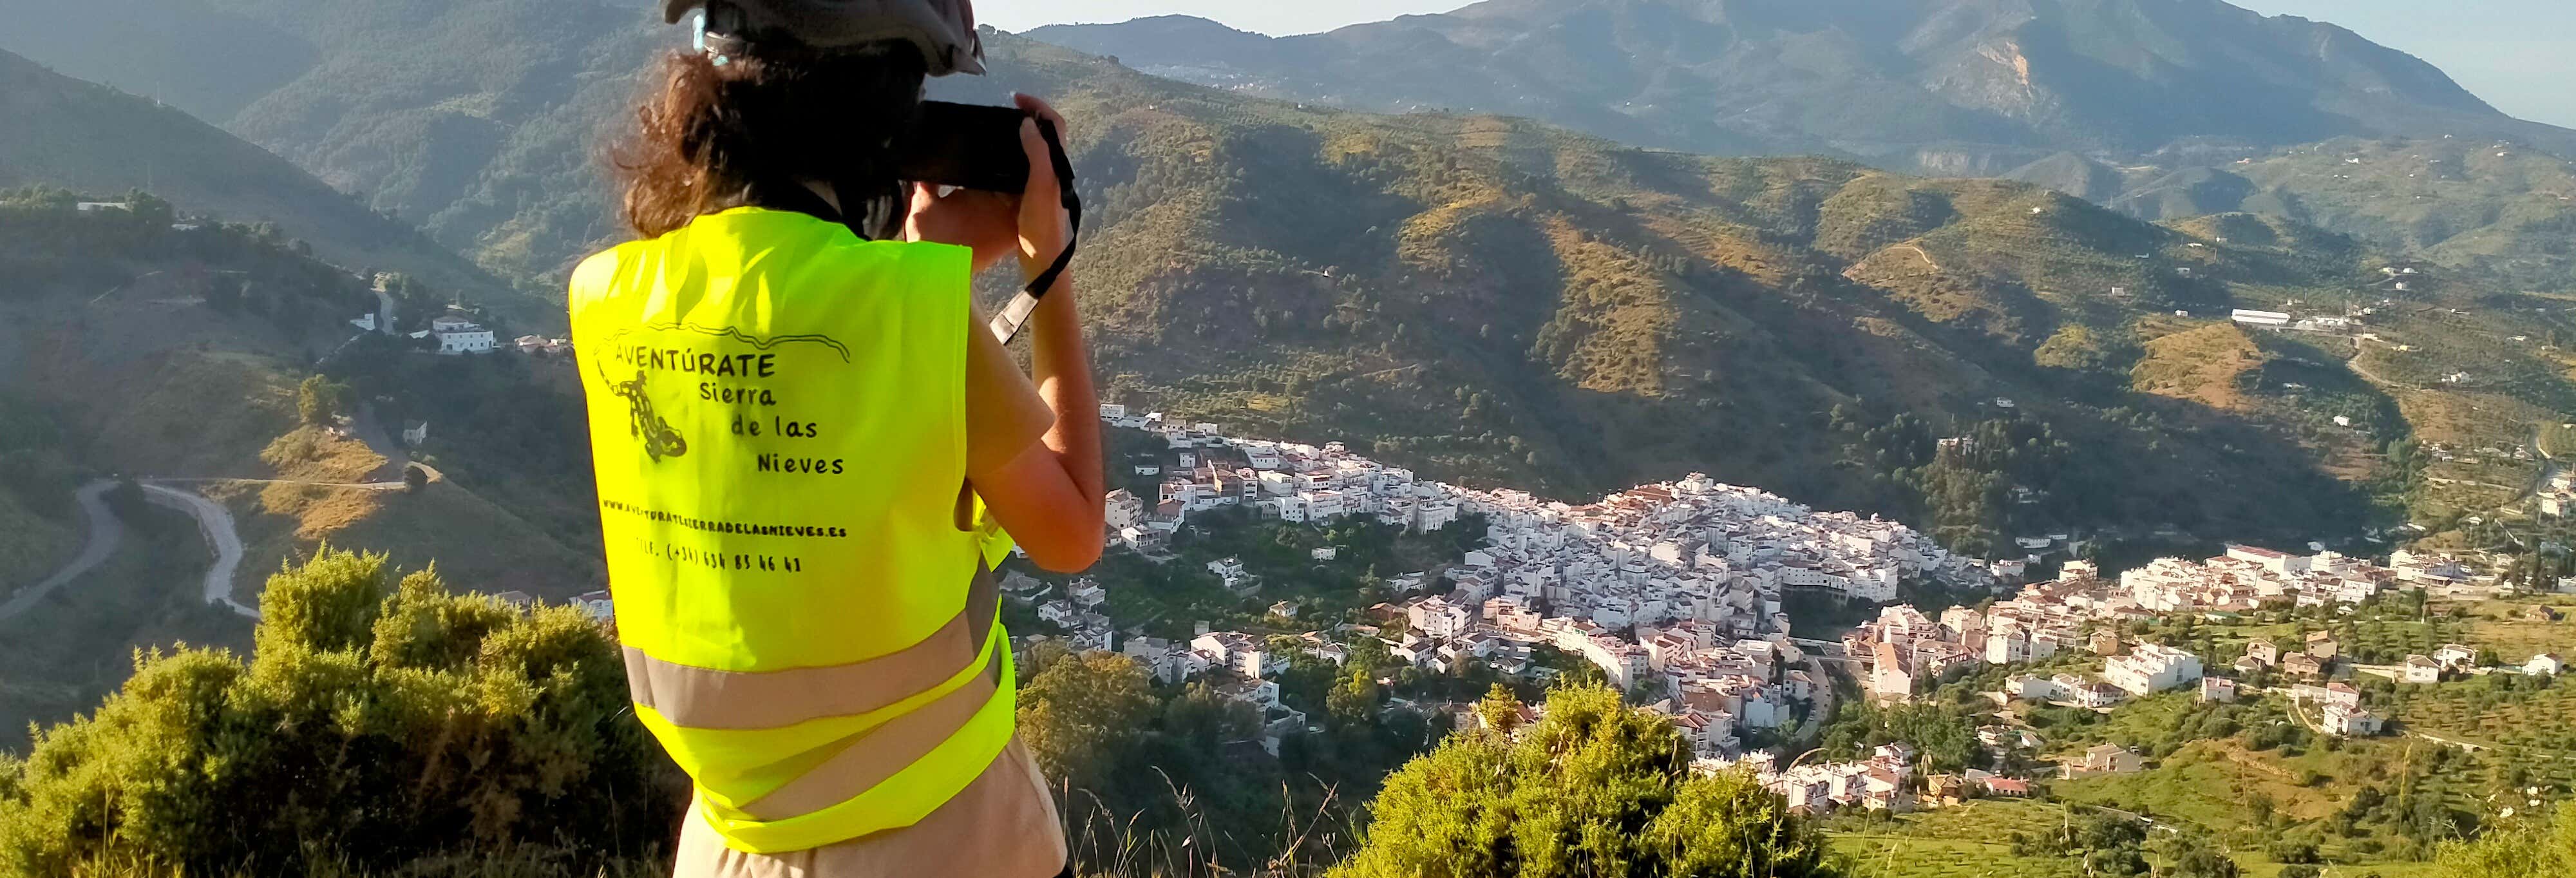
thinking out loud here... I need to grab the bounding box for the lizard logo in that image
[607,368,689,461]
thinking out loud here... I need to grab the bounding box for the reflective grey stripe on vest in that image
[734,636,1003,821]
[624,565,1002,731]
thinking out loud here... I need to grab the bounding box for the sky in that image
[976,0,2576,129]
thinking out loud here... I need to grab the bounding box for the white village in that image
[920,406,2527,816]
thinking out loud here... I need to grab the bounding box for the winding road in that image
[1,464,439,626]
[0,481,124,624]
[142,484,254,618]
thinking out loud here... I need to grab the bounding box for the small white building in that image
[2322,704,2385,738]
[2526,654,2564,676]
[2401,654,2443,683]
[2226,544,2310,576]
[1104,490,1146,531]
[431,315,497,354]
[573,590,614,624]
[2067,744,2142,776]
[2104,644,2203,696]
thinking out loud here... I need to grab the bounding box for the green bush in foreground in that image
[2437,801,2576,878]
[0,548,680,877]
[1330,685,1837,878]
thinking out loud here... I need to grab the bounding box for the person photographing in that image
[567,1,1101,875]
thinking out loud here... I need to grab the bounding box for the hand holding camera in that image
[904,93,1073,289]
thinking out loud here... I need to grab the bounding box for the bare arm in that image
[977,272,1103,573]
[924,95,1103,573]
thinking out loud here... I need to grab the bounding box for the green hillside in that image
[2236,137,2576,291]
[0,49,540,325]
[2099,137,2576,292]
[1,1,667,283]
[0,191,601,740]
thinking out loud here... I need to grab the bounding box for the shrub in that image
[1329,685,1837,878]
[0,548,681,877]
[2435,801,2576,878]
[2268,839,2320,864]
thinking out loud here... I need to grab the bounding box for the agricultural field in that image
[1824,799,2086,878]
[2055,732,2521,873]
[2382,674,2576,755]
[2458,596,2576,658]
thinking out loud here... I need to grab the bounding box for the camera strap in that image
[986,118,1080,346]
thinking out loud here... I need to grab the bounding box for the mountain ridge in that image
[1026,0,2576,171]
[0,48,534,322]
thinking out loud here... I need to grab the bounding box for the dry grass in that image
[2460,598,2576,660]
[2130,323,2264,412]
[249,426,392,539]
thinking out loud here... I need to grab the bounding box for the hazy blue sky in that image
[977,1,2576,128]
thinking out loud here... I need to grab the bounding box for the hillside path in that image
[0,480,122,624]
[349,403,409,482]
[374,286,398,336]
[1892,243,1941,272]
[142,484,256,619]
[0,470,405,626]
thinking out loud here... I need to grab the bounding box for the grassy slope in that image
[0,491,77,599]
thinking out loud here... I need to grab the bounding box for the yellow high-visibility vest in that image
[568,207,1018,854]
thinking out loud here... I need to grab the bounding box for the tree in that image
[1015,649,1157,793]
[100,478,153,529]
[2267,839,2319,864]
[1329,685,1837,878]
[296,374,351,425]
[1329,667,1383,728]
[1473,683,1524,734]
[402,463,430,493]
[2167,842,2240,878]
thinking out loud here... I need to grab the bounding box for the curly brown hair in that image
[612,43,928,240]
